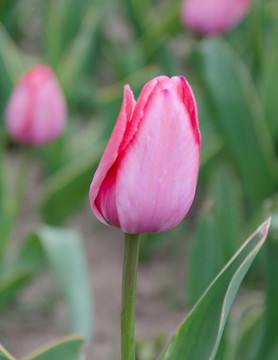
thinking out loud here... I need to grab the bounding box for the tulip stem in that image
[121,233,140,360]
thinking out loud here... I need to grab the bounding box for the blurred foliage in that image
[0,0,277,358]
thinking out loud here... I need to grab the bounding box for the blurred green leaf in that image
[56,0,112,99]
[0,24,25,114]
[0,272,32,309]
[123,0,148,36]
[23,335,83,360]
[96,64,161,105]
[261,49,278,138]
[160,218,270,360]
[41,143,105,224]
[139,0,182,60]
[195,39,278,206]
[38,226,93,342]
[136,334,166,360]
[212,166,243,262]
[43,0,91,67]
[255,238,278,360]
[0,0,20,37]
[0,344,15,360]
[234,310,264,360]
[197,94,224,181]
[188,212,222,306]
[0,140,7,247]
[0,233,44,308]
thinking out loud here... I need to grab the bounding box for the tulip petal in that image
[178,76,201,145]
[32,76,67,145]
[5,85,32,143]
[182,0,252,35]
[95,163,120,227]
[5,65,67,145]
[116,84,200,233]
[118,77,161,153]
[90,85,135,224]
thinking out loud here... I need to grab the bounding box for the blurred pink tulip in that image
[89,76,201,234]
[5,64,67,146]
[182,0,252,35]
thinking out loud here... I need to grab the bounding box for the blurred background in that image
[0,0,278,359]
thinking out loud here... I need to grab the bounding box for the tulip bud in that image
[182,0,252,35]
[5,64,67,146]
[89,76,201,234]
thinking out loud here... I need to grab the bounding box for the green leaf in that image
[141,0,182,60]
[261,48,278,138]
[23,335,83,360]
[40,143,105,224]
[255,238,278,360]
[0,0,19,32]
[0,24,23,114]
[0,234,44,308]
[195,39,278,206]
[188,212,222,306]
[0,139,7,244]
[43,0,92,67]
[0,344,15,360]
[234,310,264,360]
[211,166,243,261]
[160,218,270,360]
[37,226,93,342]
[123,0,148,36]
[56,0,112,99]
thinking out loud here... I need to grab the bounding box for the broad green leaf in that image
[23,335,83,360]
[188,212,222,306]
[0,344,15,360]
[160,218,270,360]
[37,226,93,342]
[40,143,105,224]
[195,39,278,205]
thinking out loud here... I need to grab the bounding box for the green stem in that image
[121,233,140,360]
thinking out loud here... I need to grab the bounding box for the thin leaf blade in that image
[23,335,83,360]
[160,218,270,360]
[0,344,15,360]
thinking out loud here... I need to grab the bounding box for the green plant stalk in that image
[121,233,140,360]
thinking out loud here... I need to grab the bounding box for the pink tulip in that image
[182,0,252,35]
[5,64,67,146]
[89,76,201,234]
